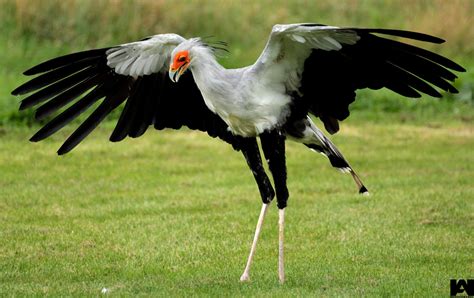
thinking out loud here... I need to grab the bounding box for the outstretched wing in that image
[253,24,465,134]
[12,34,239,155]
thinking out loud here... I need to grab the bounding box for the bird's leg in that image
[239,138,275,282]
[278,207,285,283]
[260,131,288,284]
[240,202,270,282]
[241,138,275,206]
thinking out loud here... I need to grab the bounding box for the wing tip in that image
[57,145,71,156]
[455,65,467,73]
[109,133,126,142]
[11,85,28,96]
[23,68,38,76]
[19,101,30,110]
[430,36,446,44]
[29,128,50,143]
[29,134,41,143]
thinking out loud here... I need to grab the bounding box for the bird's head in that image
[169,38,202,83]
[169,38,225,83]
[169,49,191,83]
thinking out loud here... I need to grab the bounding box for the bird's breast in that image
[203,89,292,137]
[192,64,293,137]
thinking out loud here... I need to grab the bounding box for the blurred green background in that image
[0,0,473,125]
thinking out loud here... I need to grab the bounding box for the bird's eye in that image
[177,56,186,62]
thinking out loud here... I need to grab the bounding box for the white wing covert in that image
[107,34,185,77]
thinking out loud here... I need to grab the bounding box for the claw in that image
[240,273,250,282]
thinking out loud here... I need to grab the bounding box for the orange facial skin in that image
[170,50,190,72]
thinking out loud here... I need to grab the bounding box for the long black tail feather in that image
[305,143,369,195]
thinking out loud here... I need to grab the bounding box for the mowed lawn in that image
[0,120,472,296]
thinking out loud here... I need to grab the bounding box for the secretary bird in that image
[12,24,465,283]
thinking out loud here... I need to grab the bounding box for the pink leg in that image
[240,203,270,282]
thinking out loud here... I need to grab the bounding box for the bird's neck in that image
[189,50,231,112]
[190,50,228,88]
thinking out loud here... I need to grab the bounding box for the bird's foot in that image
[240,272,250,282]
[279,274,285,284]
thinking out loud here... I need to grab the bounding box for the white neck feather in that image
[189,47,231,112]
[185,44,293,137]
[190,47,225,81]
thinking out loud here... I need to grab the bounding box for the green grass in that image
[0,119,472,296]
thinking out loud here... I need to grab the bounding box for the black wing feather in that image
[109,77,145,142]
[57,76,132,155]
[128,75,159,138]
[349,28,446,44]
[23,48,108,75]
[30,83,110,142]
[14,46,240,154]
[19,65,100,110]
[301,28,465,134]
[12,59,98,95]
[375,37,465,72]
[35,72,107,120]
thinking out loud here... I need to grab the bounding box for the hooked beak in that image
[169,63,189,83]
